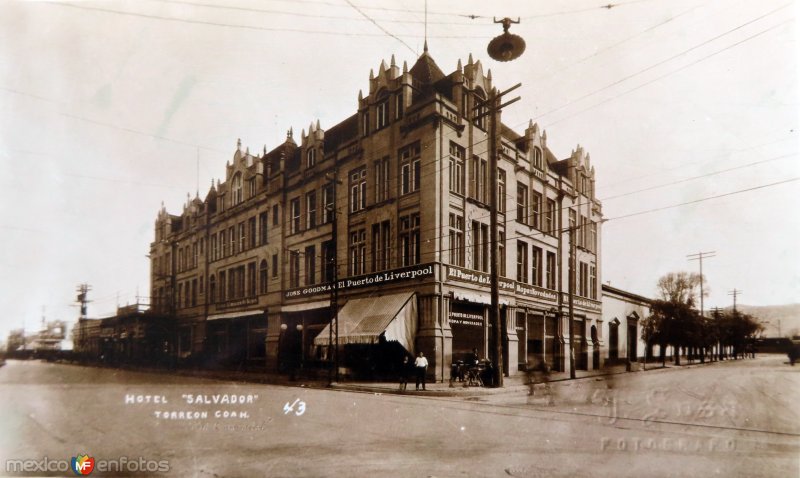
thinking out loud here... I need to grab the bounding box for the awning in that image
[313,292,417,354]
[452,290,510,306]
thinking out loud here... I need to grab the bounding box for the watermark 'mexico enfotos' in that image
[4,454,170,475]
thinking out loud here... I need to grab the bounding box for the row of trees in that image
[641,272,762,365]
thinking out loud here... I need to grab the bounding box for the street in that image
[0,356,797,477]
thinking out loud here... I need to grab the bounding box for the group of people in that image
[399,352,429,391]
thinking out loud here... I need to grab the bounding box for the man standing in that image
[414,352,428,391]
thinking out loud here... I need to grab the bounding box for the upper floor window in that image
[473,89,487,130]
[532,192,542,229]
[516,241,528,283]
[545,198,556,234]
[232,173,243,205]
[400,142,421,195]
[349,229,367,276]
[531,246,542,287]
[375,157,390,203]
[247,177,257,198]
[322,184,335,224]
[399,213,420,266]
[449,142,465,195]
[546,252,557,290]
[376,98,389,130]
[350,168,367,213]
[305,245,317,286]
[306,148,317,168]
[533,147,543,170]
[516,183,529,225]
[306,190,317,229]
[472,221,489,273]
[259,260,268,295]
[289,251,301,288]
[361,111,369,137]
[395,91,404,119]
[469,155,488,203]
[371,220,391,272]
[448,213,464,267]
[290,197,301,234]
[498,169,507,213]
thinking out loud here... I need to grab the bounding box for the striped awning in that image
[313,292,417,354]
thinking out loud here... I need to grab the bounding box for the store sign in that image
[449,311,484,327]
[446,266,558,303]
[217,297,259,310]
[284,263,435,299]
[561,293,602,312]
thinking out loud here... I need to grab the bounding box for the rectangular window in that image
[259,260,267,295]
[192,242,198,268]
[579,262,589,297]
[322,240,335,283]
[499,231,506,277]
[247,177,256,198]
[546,252,557,290]
[290,197,301,234]
[579,215,588,248]
[498,169,506,213]
[259,212,268,245]
[399,213,420,266]
[349,229,367,276]
[400,142,421,195]
[306,190,317,229]
[532,192,542,230]
[305,245,316,285]
[545,198,556,234]
[569,209,577,234]
[471,221,488,272]
[531,246,542,286]
[448,213,464,267]
[219,270,226,302]
[229,226,235,255]
[590,264,597,300]
[272,204,279,226]
[449,142,465,195]
[272,253,278,278]
[362,111,369,137]
[395,92,404,119]
[375,157,390,203]
[371,220,391,272]
[479,158,488,203]
[248,262,256,297]
[350,168,367,213]
[210,235,217,261]
[376,100,389,130]
[323,184,335,224]
[517,183,529,224]
[290,252,300,288]
[191,279,197,307]
[590,222,597,253]
[238,222,245,252]
[248,217,256,249]
[516,241,528,283]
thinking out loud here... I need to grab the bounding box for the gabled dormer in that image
[524,120,548,173]
[301,120,324,169]
[359,54,413,137]
[568,144,596,199]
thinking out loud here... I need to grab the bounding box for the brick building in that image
[149,48,603,381]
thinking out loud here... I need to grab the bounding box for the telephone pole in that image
[568,225,577,379]
[326,170,342,385]
[478,83,521,388]
[687,251,715,317]
[728,289,742,313]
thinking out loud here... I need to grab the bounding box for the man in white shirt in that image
[414,352,429,390]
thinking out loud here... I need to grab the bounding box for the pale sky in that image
[1,0,798,340]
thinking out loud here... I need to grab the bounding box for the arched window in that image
[209,275,216,303]
[533,147,543,170]
[376,89,389,130]
[259,260,268,295]
[232,173,243,205]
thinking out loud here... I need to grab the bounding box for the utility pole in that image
[728,289,742,313]
[326,170,342,385]
[479,83,521,388]
[687,251,715,317]
[568,225,576,379]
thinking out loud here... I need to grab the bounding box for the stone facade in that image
[149,49,603,381]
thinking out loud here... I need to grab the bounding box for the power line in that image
[47,2,490,39]
[343,0,416,55]
[150,0,483,26]
[604,177,799,222]
[535,3,792,122]
[601,153,797,201]
[544,17,794,127]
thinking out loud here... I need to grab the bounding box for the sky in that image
[0,0,798,340]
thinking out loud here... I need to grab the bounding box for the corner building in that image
[150,49,603,381]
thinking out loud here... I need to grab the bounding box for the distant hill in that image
[724,304,800,338]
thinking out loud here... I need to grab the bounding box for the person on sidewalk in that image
[414,352,428,391]
[399,355,411,391]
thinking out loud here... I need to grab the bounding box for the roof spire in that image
[423,39,429,54]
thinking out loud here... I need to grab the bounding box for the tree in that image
[656,271,705,306]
